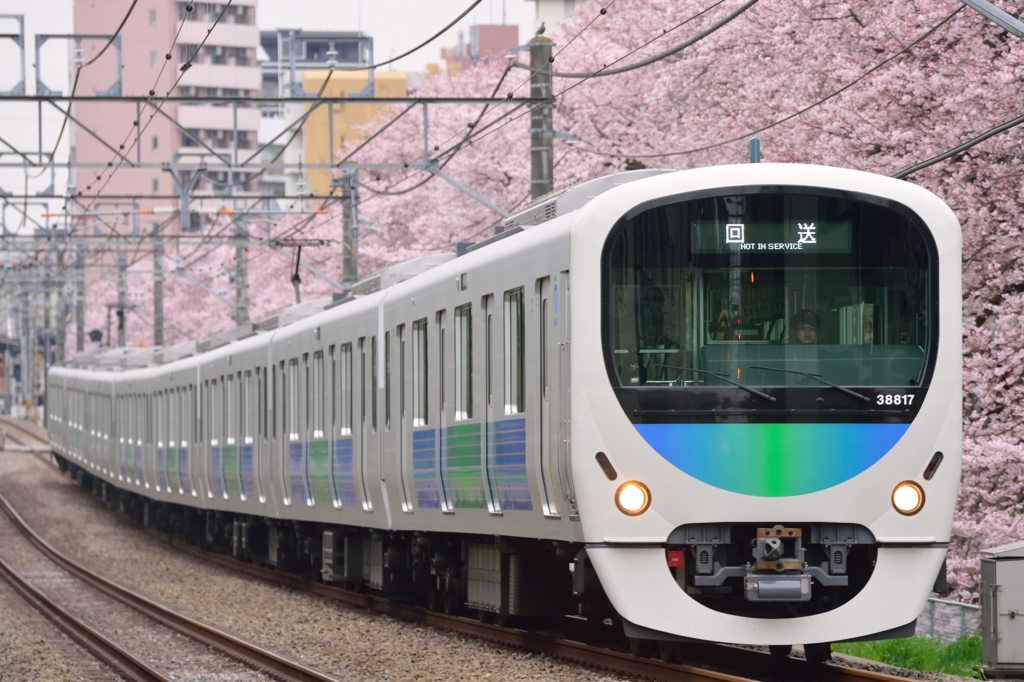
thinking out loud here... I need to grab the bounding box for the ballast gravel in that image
[0,452,637,682]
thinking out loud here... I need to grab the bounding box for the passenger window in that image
[412,320,427,426]
[371,336,378,432]
[244,371,252,445]
[385,332,391,431]
[340,343,353,435]
[504,288,525,414]
[288,359,298,440]
[313,351,324,439]
[455,304,472,420]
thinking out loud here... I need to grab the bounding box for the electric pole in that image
[340,169,359,289]
[529,35,554,200]
[116,250,127,347]
[234,214,249,325]
[153,222,164,347]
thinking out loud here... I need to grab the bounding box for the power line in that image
[894,107,1024,179]
[455,0,744,154]
[570,7,964,160]
[513,0,746,79]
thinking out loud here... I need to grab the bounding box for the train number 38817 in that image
[876,394,915,406]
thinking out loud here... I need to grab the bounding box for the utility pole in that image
[116,250,127,346]
[75,230,85,352]
[153,221,164,346]
[234,214,249,325]
[340,168,359,289]
[20,287,33,406]
[529,35,554,200]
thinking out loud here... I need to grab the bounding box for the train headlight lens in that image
[892,481,925,515]
[616,481,651,516]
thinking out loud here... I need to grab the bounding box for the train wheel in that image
[769,645,792,659]
[443,588,460,615]
[803,643,832,665]
[658,640,682,664]
[628,637,654,658]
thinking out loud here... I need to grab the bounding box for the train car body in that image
[47,164,961,650]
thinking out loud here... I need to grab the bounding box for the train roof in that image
[52,169,673,374]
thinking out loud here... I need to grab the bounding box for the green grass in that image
[832,634,981,678]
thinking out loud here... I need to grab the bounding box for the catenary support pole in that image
[116,250,126,347]
[529,36,554,200]
[234,214,249,325]
[341,169,359,289]
[153,222,164,346]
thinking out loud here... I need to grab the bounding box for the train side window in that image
[211,379,220,446]
[202,381,209,446]
[273,363,280,441]
[455,304,472,420]
[504,287,525,414]
[438,310,447,421]
[313,351,324,439]
[485,296,493,413]
[244,371,252,445]
[359,338,366,429]
[288,359,299,440]
[257,368,264,441]
[371,335,378,432]
[227,375,236,445]
[412,320,427,426]
[385,332,391,431]
[328,346,336,432]
[340,343,353,435]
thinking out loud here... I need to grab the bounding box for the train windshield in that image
[604,189,934,416]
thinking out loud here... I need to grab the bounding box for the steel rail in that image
[0,553,171,682]
[0,488,344,682]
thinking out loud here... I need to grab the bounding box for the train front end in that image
[570,164,961,646]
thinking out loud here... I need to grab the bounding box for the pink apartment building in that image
[73,0,261,229]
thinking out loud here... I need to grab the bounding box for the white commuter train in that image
[47,164,961,660]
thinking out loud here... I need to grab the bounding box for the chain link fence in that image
[917,597,980,642]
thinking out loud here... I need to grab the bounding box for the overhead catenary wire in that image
[570,7,965,160]
[454,0,746,154]
[513,0,750,79]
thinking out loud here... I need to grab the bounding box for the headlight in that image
[615,481,651,516]
[892,481,925,515]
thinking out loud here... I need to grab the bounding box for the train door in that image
[242,370,254,502]
[357,338,372,510]
[255,367,266,504]
[397,325,412,511]
[556,271,578,517]
[483,295,500,513]
[436,311,452,511]
[537,277,560,517]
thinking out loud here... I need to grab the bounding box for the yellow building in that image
[302,69,408,194]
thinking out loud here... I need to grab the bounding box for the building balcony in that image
[178,62,260,90]
[178,104,260,131]
[180,20,258,49]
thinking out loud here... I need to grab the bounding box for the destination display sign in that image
[690,221,852,254]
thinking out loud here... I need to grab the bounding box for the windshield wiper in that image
[749,366,872,403]
[654,364,776,402]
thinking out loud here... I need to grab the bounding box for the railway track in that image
[17,437,917,682]
[0,485,345,682]
[0,417,52,452]
[144,525,912,682]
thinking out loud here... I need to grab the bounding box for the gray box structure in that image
[981,541,1024,678]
